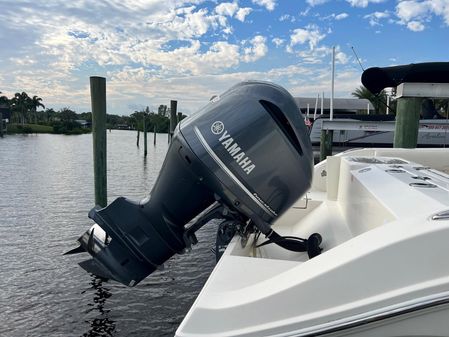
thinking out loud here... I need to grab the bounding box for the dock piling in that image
[0,112,3,138]
[143,113,147,157]
[394,97,421,148]
[319,130,333,162]
[90,76,107,208]
[170,100,177,142]
[153,125,156,145]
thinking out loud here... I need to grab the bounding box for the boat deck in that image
[228,149,449,263]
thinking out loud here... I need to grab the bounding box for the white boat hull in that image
[176,148,449,337]
[309,118,449,146]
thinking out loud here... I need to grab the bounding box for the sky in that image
[1,0,449,115]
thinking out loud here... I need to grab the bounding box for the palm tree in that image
[59,107,77,122]
[352,85,388,114]
[30,95,45,124]
[0,93,9,106]
[11,92,31,125]
[45,108,57,123]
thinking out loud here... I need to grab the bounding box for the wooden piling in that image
[143,113,147,157]
[136,129,140,147]
[170,100,177,142]
[319,130,333,162]
[90,76,107,208]
[0,112,3,138]
[153,125,157,145]
[393,97,421,148]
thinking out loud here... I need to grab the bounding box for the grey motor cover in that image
[179,81,313,229]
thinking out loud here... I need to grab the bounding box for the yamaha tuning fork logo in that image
[211,121,224,135]
[210,121,255,175]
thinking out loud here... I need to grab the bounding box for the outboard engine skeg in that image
[68,81,314,286]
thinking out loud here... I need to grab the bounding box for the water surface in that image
[0,131,216,337]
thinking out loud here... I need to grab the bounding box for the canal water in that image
[0,131,217,337]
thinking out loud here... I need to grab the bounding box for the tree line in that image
[5,87,445,135]
[0,91,186,134]
[0,91,45,125]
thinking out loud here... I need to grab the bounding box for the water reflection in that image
[82,276,115,337]
[143,156,148,176]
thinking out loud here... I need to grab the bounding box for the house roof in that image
[75,119,90,125]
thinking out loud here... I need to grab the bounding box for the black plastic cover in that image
[362,62,449,95]
[180,81,313,230]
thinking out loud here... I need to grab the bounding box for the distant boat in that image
[309,114,449,147]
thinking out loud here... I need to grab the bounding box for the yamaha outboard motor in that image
[67,81,317,286]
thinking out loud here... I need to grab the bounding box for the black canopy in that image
[361,62,449,95]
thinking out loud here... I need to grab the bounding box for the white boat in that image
[309,116,449,147]
[176,147,449,337]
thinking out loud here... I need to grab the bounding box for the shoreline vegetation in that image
[1,91,187,136]
[7,123,90,135]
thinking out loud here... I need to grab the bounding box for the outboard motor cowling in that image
[67,81,314,286]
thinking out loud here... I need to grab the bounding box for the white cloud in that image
[1,2,244,77]
[214,2,252,22]
[127,39,243,75]
[289,67,360,98]
[289,25,326,51]
[335,49,349,64]
[9,56,37,66]
[297,45,348,65]
[279,14,295,22]
[200,41,241,70]
[106,63,361,114]
[2,1,352,116]
[215,2,238,17]
[335,12,349,20]
[428,0,449,25]
[297,46,330,64]
[394,0,449,31]
[251,0,276,11]
[396,0,430,22]
[235,7,253,21]
[407,20,426,31]
[272,37,285,47]
[306,0,329,6]
[8,0,444,117]
[242,35,268,62]
[347,0,386,8]
[148,7,225,40]
[0,1,264,113]
[299,8,311,16]
[324,12,349,21]
[364,11,390,26]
